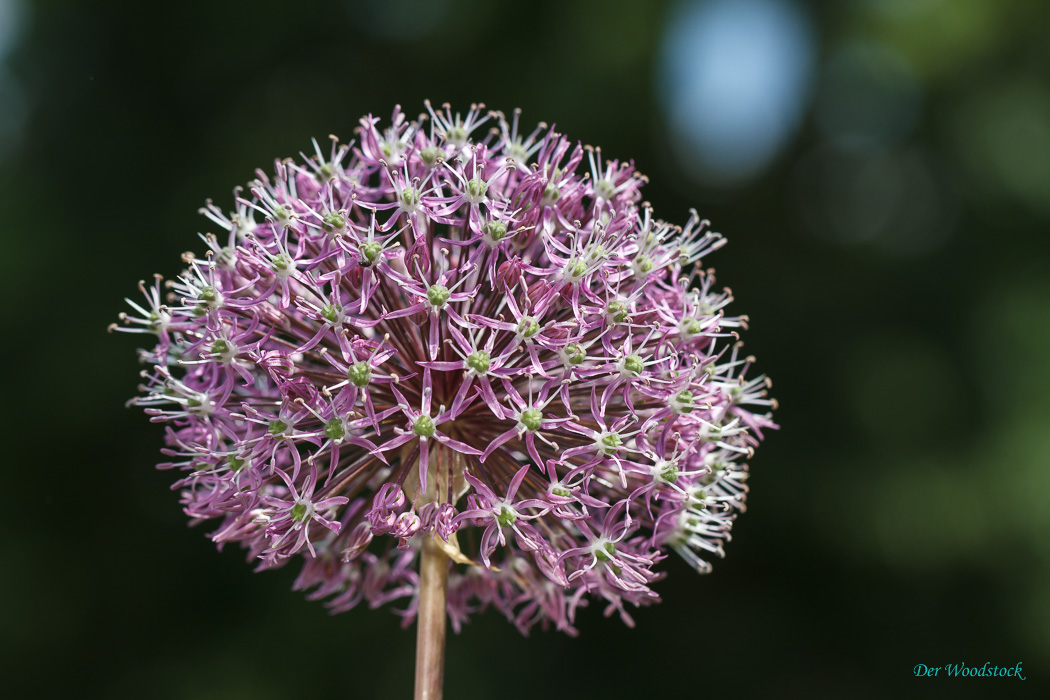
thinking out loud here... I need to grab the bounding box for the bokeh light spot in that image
[657,0,816,186]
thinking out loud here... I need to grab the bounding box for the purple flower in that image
[262,464,348,559]
[455,465,552,570]
[114,101,777,634]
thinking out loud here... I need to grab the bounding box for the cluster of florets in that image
[114,102,776,635]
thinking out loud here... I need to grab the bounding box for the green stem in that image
[414,536,448,700]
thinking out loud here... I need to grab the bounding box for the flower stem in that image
[414,535,449,700]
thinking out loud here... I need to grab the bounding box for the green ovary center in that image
[497,506,517,528]
[413,415,436,437]
[467,351,490,374]
[427,285,450,307]
[520,407,543,432]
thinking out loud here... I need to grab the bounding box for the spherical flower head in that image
[114,101,777,635]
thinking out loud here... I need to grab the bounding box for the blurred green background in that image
[2,0,1048,697]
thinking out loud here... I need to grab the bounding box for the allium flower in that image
[113,102,777,638]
